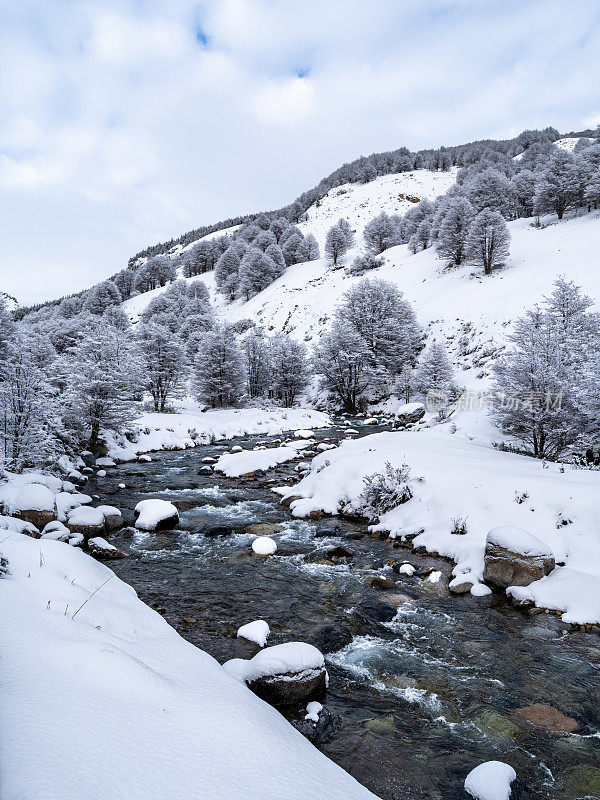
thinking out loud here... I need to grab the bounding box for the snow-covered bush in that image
[360,461,413,517]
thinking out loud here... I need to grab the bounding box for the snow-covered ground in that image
[279,424,600,624]
[0,533,375,800]
[105,404,331,461]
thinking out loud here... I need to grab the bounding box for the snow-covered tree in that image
[253,230,277,252]
[363,212,400,254]
[215,246,241,301]
[436,197,474,266]
[194,326,245,407]
[414,342,456,408]
[137,323,187,412]
[264,243,286,274]
[401,200,434,242]
[242,331,271,398]
[270,336,310,406]
[61,323,142,448]
[296,233,320,262]
[337,278,422,379]
[396,364,414,404]
[113,269,136,301]
[350,252,384,274]
[238,248,278,300]
[313,320,373,413]
[465,209,511,275]
[281,232,304,267]
[511,170,537,218]
[408,219,431,254]
[534,150,581,219]
[83,280,122,315]
[584,169,600,210]
[465,168,515,218]
[325,220,354,265]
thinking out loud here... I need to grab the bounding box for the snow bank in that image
[237,620,270,648]
[507,567,600,624]
[215,443,306,477]
[282,427,600,622]
[106,405,331,459]
[0,533,375,800]
[464,761,516,800]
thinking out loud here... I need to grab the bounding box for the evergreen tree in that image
[397,364,414,404]
[296,233,320,262]
[194,326,245,407]
[436,197,474,265]
[511,170,537,218]
[313,320,373,413]
[137,323,187,412]
[270,336,310,406]
[465,209,511,275]
[408,220,431,254]
[414,341,455,396]
[264,243,286,275]
[350,252,384,274]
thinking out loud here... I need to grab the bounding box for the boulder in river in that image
[96,505,123,532]
[245,523,284,537]
[223,642,327,708]
[511,702,579,733]
[11,484,56,530]
[483,526,555,589]
[393,402,425,427]
[134,499,179,531]
[87,537,129,560]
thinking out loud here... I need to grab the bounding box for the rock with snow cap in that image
[134,499,179,531]
[483,526,555,589]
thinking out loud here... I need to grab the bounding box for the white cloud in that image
[0,0,599,303]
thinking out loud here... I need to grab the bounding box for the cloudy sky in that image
[1,0,599,304]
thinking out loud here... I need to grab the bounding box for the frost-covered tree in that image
[264,243,286,274]
[0,296,16,362]
[242,331,271,398]
[465,168,515,218]
[102,305,131,331]
[337,278,422,379]
[281,232,304,266]
[465,209,511,275]
[270,336,310,406]
[215,246,241,301]
[134,256,176,293]
[238,248,278,300]
[61,323,142,448]
[325,220,354,265]
[511,170,537,218]
[269,217,291,241]
[397,364,414,404]
[408,219,431,254]
[492,279,599,458]
[313,320,373,413]
[137,323,187,412]
[183,240,220,276]
[83,280,122,315]
[401,200,434,243]
[534,150,581,219]
[296,233,320,262]
[194,326,245,407]
[584,170,600,210]
[436,197,474,266]
[253,230,277,252]
[414,342,456,402]
[114,269,136,301]
[363,212,400,254]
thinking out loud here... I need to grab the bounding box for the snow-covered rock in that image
[393,402,426,427]
[67,506,105,537]
[305,701,323,723]
[223,642,327,707]
[7,483,57,529]
[95,457,116,468]
[483,526,555,589]
[294,429,315,439]
[96,505,123,532]
[464,760,517,800]
[0,515,41,538]
[134,499,179,531]
[87,537,128,560]
[252,537,277,556]
[216,445,304,478]
[237,620,270,648]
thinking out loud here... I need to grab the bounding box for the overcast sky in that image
[1,0,599,305]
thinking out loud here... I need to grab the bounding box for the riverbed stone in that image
[87,537,129,560]
[308,623,353,654]
[562,766,600,798]
[280,494,302,509]
[511,703,579,733]
[203,525,236,537]
[472,710,521,739]
[245,523,284,537]
[323,545,354,561]
[521,626,560,641]
[370,575,396,591]
[248,665,326,709]
[483,526,555,589]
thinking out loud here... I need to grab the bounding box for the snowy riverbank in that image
[105,404,332,461]
[280,426,600,625]
[0,532,375,800]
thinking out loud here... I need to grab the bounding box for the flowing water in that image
[87,422,600,800]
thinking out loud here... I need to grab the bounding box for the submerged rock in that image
[308,623,353,654]
[511,702,579,733]
[245,523,284,537]
[483,526,555,589]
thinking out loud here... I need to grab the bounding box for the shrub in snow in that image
[450,516,468,535]
[464,760,517,800]
[252,537,277,556]
[360,462,412,518]
[134,499,179,531]
[237,620,270,648]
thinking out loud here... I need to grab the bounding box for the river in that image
[86,421,600,799]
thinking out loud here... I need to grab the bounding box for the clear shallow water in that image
[87,424,600,800]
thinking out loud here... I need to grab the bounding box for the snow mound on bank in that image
[0,534,374,800]
[282,427,600,623]
[487,525,552,557]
